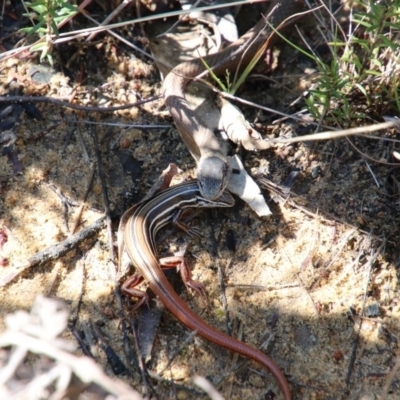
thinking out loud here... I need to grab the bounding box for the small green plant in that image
[200,56,230,93]
[20,0,78,64]
[205,0,400,127]
[199,24,275,95]
[306,0,400,125]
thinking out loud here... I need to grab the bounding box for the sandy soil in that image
[0,2,399,399]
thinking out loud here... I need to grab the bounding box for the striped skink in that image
[119,180,291,399]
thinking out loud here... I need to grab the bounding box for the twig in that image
[363,160,380,188]
[45,261,62,296]
[270,120,400,144]
[74,114,91,163]
[0,217,105,287]
[10,363,69,399]
[70,164,96,235]
[0,331,142,399]
[345,242,385,386]
[69,254,88,322]
[46,181,80,232]
[86,0,135,42]
[90,124,115,265]
[0,346,27,385]
[0,95,161,113]
[216,257,231,336]
[346,135,400,166]
[61,119,170,129]
[114,286,139,372]
[129,316,152,399]
[69,324,93,358]
[0,296,143,399]
[193,375,225,400]
[90,321,129,377]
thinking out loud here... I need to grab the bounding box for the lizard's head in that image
[197,155,232,200]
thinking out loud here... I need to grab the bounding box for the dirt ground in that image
[1,2,400,400]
